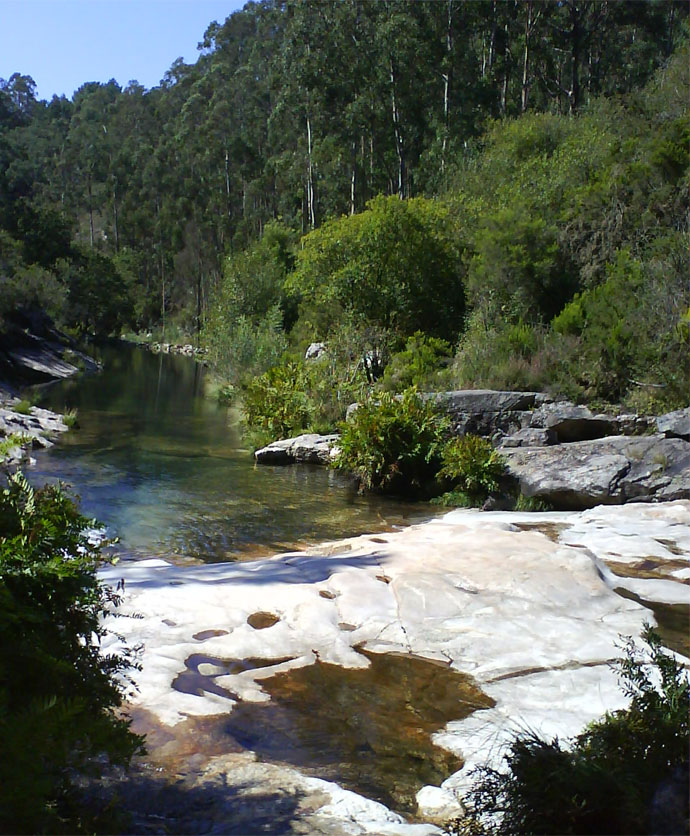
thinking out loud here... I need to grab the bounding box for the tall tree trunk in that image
[500,19,510,116]
[112,184,119,253]
[389,57,404,200]
[569,1,581,113]
[224,148,231,219]
[87,172,95,248]
[521,1,533,112]
[306,113,315,228]
[441,0,453,176]
[350,141,356,215]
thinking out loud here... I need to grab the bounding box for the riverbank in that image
[100,500,690,833]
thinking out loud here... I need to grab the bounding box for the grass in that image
[0,433,33,458]
[63,408,79,428]
[11,399,33,415]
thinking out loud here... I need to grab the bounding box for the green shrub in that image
[242,361,312,442]
[381,331,454,393]
[333,388,449,495]
[0,472,143,833]
[458,625,689,835]
[0,433,33,460]
[62,407,78,428]
[11,399,33,415]
[287,195,465,342]
[437,435,505,505]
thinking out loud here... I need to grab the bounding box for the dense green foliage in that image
[0,3,687,417]
[334,388,449,495]
[436,435,505,506]
[287,196,464,341]
[458,626,689,835]
[0,472,143,833]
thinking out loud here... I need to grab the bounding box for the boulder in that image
[529,402,616,442]
[656,407,690,441]
[255,433,340,465]
[504,434,690,509]
[499,427,555,448]
[305,342,327,361]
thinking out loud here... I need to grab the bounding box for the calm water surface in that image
[29,344,429,564]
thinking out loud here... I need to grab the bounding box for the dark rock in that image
[499,427,556,448]
[504,435,690,509]
[656,407,690,441]
[529,402,616,442]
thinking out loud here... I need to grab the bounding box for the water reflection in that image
[28,344,430,563]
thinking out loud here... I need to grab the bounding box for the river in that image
[28,343,427,564]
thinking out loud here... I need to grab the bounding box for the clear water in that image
[28,343,429,564]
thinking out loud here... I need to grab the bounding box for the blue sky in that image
[0,0,246,101]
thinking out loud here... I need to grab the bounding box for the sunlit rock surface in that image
[101,501,690,831]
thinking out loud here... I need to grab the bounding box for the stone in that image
[504,434,690,509]
[499,427,555,448]
[255,433,340,465]
[306,342,327,361]
[529,401,615,442]
[656,407,690,441]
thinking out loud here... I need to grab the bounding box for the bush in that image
[457,625,689,835]
[437,435,505,505]
[333,388,449,496]
[242,361,312,443]
[381,331,454,393]
[287,195,465,342]
[0,472,143,833]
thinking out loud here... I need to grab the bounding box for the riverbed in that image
[27,346,690,834]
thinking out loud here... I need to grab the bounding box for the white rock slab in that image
[100,500,690,829]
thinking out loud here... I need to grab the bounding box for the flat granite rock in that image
[504,434,690,509]
[99,502,690,831]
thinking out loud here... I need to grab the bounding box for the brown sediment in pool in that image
[615,588,690,659]
[221,647,495,813]
[193,628,229,641]
[247,611,280,629]
[513,522,566,542]
[605,557,690,585]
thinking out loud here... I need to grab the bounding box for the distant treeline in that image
[0,0,686,333]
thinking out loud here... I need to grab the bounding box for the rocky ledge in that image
[100,501,690,833]
[256,392,690,510]
[0,396,70,467]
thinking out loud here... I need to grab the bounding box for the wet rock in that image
[504,435,690,509]
[656,406,690,441]
[255,433,340,465]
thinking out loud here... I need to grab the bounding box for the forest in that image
[1,2,690,831]
[1,0,688,415]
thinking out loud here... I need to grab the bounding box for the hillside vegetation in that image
[0,1,687,415]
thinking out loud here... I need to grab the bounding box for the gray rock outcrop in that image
[504,434,690,509]
[255,433,340,465]
[656,407,690,441]
[305,342,327,361]
[0,398,69,467]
